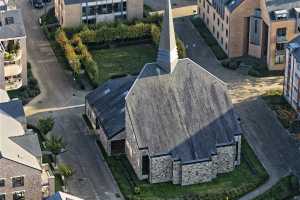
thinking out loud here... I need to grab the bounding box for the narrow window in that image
[142,155,150,175]
[0,179,4,187]
[235,141,239,161]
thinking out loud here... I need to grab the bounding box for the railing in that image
[5,78,22,90]
[275,49,286,56]
[277,35,288,43]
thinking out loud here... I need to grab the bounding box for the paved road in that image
[175,17,300,199]
[28,109,123,200]
[18,1,122,199]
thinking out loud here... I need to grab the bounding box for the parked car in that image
[32,0,44,8]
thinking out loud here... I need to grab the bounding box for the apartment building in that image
[0,7,27,91]
[0,92,55,200]
[55,0,143,28]
[284,35,300,112]
[198,0,300,70]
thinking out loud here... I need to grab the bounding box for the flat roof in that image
[0,9,26,40]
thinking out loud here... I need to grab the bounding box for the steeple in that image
[157,0,178,73]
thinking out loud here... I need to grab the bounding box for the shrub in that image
[177,38,186,58]
[56,29,81,75]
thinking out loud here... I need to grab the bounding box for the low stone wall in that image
[214,145,236,174]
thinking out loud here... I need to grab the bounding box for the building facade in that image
[125,0,241,186]
[0,93,55,200]
[85,76,135,155]
[0,8,27,91]
[55,0,144,28]
[198,0,300,70]
[284,36,300,112]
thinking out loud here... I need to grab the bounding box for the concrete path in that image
[18,0,123,199]
[174,17,300,199]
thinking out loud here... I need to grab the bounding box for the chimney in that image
[156,0,178,73]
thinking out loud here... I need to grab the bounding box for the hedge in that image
[55,29,81,75]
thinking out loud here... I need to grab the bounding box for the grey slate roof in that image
[0,9,26,40]
[0,99,24,120]
[126,59,242,163]
[86,76,136,139]
[10,132,42,158]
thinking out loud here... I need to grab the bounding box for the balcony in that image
[5,77,22,90]
[41,163,55,198]
[277,36,288,43]
[4,49,22,64]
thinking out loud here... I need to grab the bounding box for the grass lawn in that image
[99,138,268,200]
[262,89,297,129]
[254,175,300,200]
[91,44,156,84]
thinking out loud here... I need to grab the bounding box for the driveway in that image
[18,0,122,199]
[174,17,300,199]
[17,0,85,116]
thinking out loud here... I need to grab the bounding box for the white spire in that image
[157,0,178,73]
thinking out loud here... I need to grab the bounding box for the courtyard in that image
[91,44,156,84]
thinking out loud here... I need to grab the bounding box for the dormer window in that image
[274,10,288,20]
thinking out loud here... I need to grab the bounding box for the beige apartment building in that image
[55,0,143,28]
[0,92,55,200]
[0,7,27,91]
[198,0,300,70]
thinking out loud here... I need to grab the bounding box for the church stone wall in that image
[149,155,173,183]
[214,145,236,174]
[181,161,213,186]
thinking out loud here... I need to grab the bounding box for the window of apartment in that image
[5,17,14,25]
[221,23,224,31]
[13,191,24,200]
[217,18,220,26]
[221,37,223,45]
[276,43,286,51]
[277,27,287,37]
[203,0,205,8]
[217,32,219,39]
[202,13,205,20]
[226,29,228,37]
[0,194,5,200]
[213,26,215,34]
[0,179,4,187]
[12,177,24,188]
[226,16,229,24]
[213,13,215,20]
[275,54,285,64]
[225,43,228,50]
[89,5,96,15]
[97,4,108,14]
[113,2,122,12]
[206,5,209,14]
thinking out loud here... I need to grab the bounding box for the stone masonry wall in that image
[181,161,213,186]
[125,108,143,180]
[214,145,235,174]
[149,155,173,184]
[0,158,42,200]
[172,160,181,184]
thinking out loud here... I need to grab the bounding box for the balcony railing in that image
[4,63,22,77]
[5,78,22,90]
[277,36,288,43]
[4,49,22,64]
[275,49,286,56]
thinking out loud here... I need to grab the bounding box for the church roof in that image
[125,0,241,163]
[126,59,241,163]
[86,76,136,139]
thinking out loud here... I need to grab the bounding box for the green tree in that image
[37,117,55,135]
[45,135,66,165]
[58,164,74,188]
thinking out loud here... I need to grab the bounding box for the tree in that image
[45,135,66,165]
[58,164,74,189]
[37,117,55,135]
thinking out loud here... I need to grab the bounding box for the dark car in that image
[32,0,44,8]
